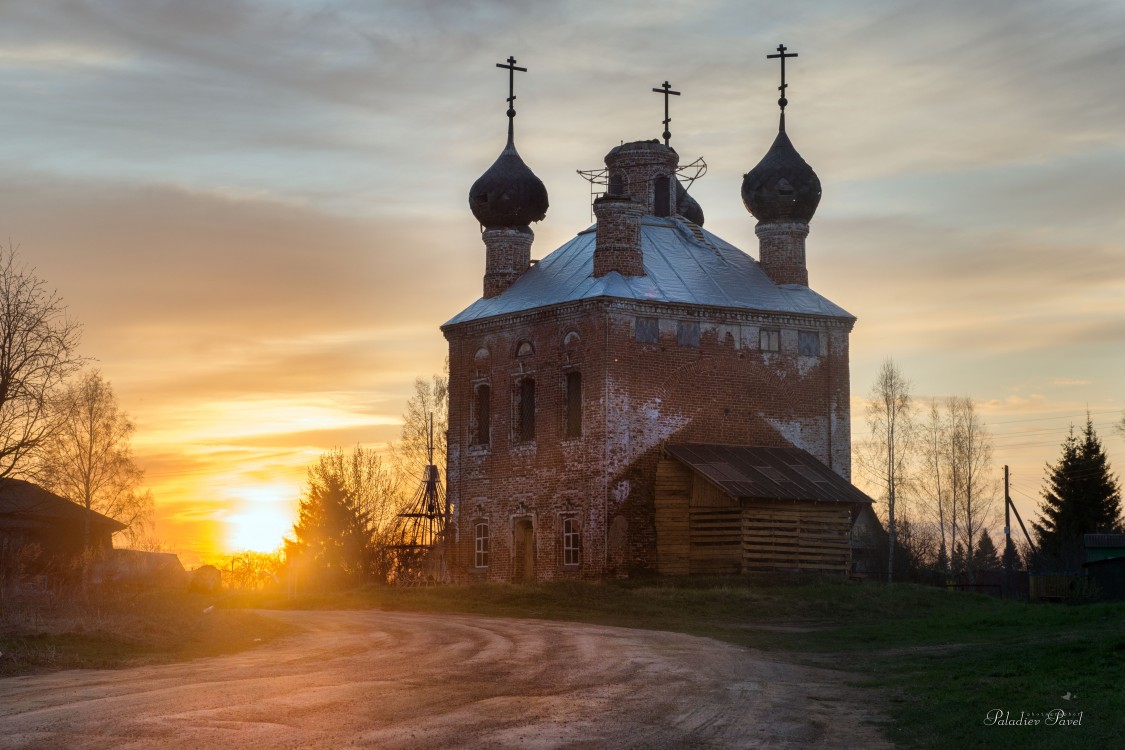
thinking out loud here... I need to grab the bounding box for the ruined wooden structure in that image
[655,445,871,575]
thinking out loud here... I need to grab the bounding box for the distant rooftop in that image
[444,216,853,328]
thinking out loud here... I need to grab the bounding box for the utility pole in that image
[1004,465,1013,597]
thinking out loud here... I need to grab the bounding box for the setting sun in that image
[226,485,298,553]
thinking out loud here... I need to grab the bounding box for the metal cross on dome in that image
[652,80,681,146]
[496,55,527,120]
[766,43,798,130]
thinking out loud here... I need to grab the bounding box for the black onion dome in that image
[675,179,704,226]
[741,130,821,224]
[468,133,549,228]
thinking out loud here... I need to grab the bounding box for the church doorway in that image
[512,518,536,582]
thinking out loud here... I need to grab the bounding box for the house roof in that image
[444,216,854,327]
[664,444,874,505]
[0,479,127,532]
[1085,533,1125,548]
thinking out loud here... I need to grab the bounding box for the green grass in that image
[235,575,1124,750]
[0,588,291,676]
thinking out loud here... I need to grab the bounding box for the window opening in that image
[472,384,491,446]
[654,175,671,217]
[474,523,490,567]
[677,321,700,347]
[562,518,581,566]
[635,316,659,344]
[565,371,582,438]
[798,330,820,357]
[518,378,536,442]
[760,328,780,352]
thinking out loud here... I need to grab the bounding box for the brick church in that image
[441,52,873,583]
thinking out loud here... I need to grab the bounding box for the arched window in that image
[564,371,582,438]
[472,384,491,446]
[474,347,492,377]
[474,522,490,568]
[562,517,581,566]
[654,174,671,217]
[517,378,536,442]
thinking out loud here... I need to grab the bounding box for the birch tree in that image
[918,399,952,573]
[34,370,153,546]
[862,358,914,583]
[947,396,996,583]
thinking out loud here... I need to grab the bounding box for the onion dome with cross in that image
[741,44,821,225]
[469,56,549,230]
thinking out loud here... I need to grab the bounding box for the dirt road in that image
[0,610,889,749]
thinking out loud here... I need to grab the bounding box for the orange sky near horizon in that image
[3,2,1123,565]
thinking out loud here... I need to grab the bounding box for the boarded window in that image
[608,174,624,195]
[654,175,671,217]
[564,371,582,438]
[517,378,536,442]
[760,328,780,352]
[516,340,534,357]
[472,384,490,446]
[677,321,700,347]
[474,523,490,568]
[562,517,581,566]
[635,316,659,344]
[798,330,820,357]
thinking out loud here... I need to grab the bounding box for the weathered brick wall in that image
[756,222,810,286]
[482,227,534,298]
[445,302,612,584]
[604,141,679,215]
[592,197,644,277]
[444,297,853,581]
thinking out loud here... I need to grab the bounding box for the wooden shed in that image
[655,444,874,576]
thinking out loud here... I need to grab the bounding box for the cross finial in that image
[766,44,798,132]
[496,56,527,121]
[651,80,681,147]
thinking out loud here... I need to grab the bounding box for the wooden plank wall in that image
[657,459,853,576]
[654,459,691,575]
[742,501,851,574]
[688,507,742,574]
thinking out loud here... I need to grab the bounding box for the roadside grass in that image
[233,575,1124,750]
[0,588,291,677]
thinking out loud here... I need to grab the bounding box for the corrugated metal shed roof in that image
[1085,533,1125,548]
[665,444,874,505]
[444,217,854,327]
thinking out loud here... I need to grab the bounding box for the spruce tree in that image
[971,530,1002,573]
[288,472,372,589]
[1032,416,1123,569]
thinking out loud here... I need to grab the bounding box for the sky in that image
[1,0,1122,564]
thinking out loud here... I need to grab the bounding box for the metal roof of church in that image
[444,216,854,327]
[665,444,874,505]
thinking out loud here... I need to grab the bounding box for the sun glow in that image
[226,484,297,553]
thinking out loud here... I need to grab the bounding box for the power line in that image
[986,408,1121,426]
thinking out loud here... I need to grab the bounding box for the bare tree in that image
[861,358,914,583]
[917,399,952,573]
[947,396,996,583]
[394,361,449,485]
[0,246,83,478]
[309,445,401,545]
[33,370,153,547]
